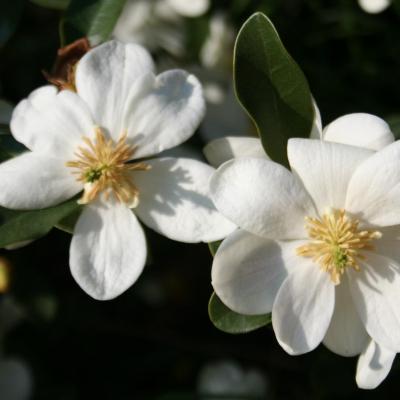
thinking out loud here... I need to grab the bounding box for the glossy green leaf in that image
[234,12,314,166]
[208,240,222,257]
[30,0,70,10]
[207,242,271,334]
[208,292,271,334]
[61,0,127,46]
[56,205,82,234]
[0,198,81,248]
[0,135,27,162]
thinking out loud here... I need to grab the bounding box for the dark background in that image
[1,0,400,398]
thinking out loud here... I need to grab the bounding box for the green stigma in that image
[333,246,348,270]
[85,168,103,183]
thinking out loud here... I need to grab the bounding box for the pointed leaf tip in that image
[234,12,314,166]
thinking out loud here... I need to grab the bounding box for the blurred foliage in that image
[1,0,400,399]
[61,0,127,45]
[29,0,70,10]
[0,0,24,47]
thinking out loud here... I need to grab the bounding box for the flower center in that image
[66,127,150,206]
[296,208,382,285]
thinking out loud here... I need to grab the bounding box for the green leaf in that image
[0,198,81,248]
[56,205,82,234]
[208,292,271,334]
[61,0,127,46]
[208,240,222,257]
[30,0,71,10]
[0,135,27,162]
[234,12,314,166]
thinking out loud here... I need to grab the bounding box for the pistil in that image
[296,208,382,284]
[66,127,150,206]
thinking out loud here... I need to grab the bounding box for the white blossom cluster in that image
[0,0,399,394]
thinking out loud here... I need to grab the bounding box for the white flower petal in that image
[356,340,396,389]
[11,86,94,160]
[113,0,185,56]
[134,157,235,242]
[75,40,155,138]
[0,152,81,209]
[158,143,202,161]
[323,276,369,357]
[123,70,205,159]
[166,0,209,17]
[375,225,400,260]
[323,113,394,151]
[212,230,302,315]
[288,139,373,215]
[272,263,335,355]
[349,252,400,352]
[200,14,234,70]
[210,157,316,240]
[203,136,268,168]
[197,360,267,397]
[70,200,147,300]
[113,0,153,44]
[358,0,391,13]
[346,141,400,226]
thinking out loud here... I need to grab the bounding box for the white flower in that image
[113,0,184,56]
[210,114,400,360]
[0,358,32,400]
[197,359,268,399]
[165,0,209,17]
[317,112,395,150]
[196,13,253,143]
[358,0,391,13]
[113,0,209,55]
[0,297,32,400]
[200,14,235,71]
[0,40,234,300]
[207,113,400,389]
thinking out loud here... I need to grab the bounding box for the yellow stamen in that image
[296,208,382,285]
[66,127,150,206]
